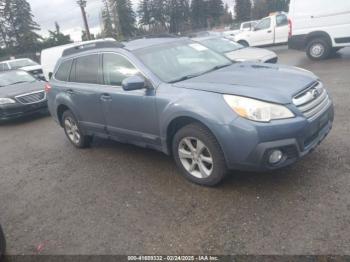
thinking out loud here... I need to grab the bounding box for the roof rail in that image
[62,41,124,57]
[127,33,178,41]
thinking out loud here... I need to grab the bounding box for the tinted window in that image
[55,59,72,81]
[276,14,288,27]
[74,54,99,84]
[0,63,9,72]
[103,53,139,86]
[255,18,271,31]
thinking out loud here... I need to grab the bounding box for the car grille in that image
[15,91,46,104]
[265,57,278,64]
[292,81,331,120]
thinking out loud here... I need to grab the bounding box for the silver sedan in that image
[193,36,278,63]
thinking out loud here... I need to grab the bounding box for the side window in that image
[55,59,73,81]
[276,14,288,27]
[242,23,250,29]
[103,53,139,86]
[73,54,100,84]
[255,18,271,31]
[0,63,4,72]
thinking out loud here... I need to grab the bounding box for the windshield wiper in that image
[169,74,202,83]
[8,81,28,86]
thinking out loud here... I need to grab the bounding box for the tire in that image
[306,38,331,61]
[172,123,227,186]
[0,225,5,258]
[238,40,249,47]
[62,110,92,148]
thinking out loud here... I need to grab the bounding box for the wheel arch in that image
[57,104,71,127]
[165,115,225,158]
[306,31,332,46]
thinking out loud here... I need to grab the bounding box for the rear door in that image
[64,54,107,135]
[274,14,289,44]
[99,52,159,146]
[249,17,274,46]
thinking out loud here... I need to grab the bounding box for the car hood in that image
[0,81,45,98]
[173,63,318,104]
[20,65,42,71]
[225,47,276,62]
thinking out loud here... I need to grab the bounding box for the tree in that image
[235,0,252,22]
[207,0,224,27]
[138,0,152,26]
[251,0,290,19]
[4,0,41,51]
[110,0,136,39]
[220,3,233,25]
[42,22,72,48]
[168,0,190,33]
[101,0,116,38]
[190,0,208,30]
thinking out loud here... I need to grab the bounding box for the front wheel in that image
[62,110,92,148]
[238,40,249,47]
[172,123,227,186]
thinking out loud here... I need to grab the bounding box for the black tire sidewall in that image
[307,38,331,60]
[172,123,227,186]
[62,110,90,148]
[0,225,5,258]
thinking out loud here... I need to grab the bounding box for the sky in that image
[28,0,234,42]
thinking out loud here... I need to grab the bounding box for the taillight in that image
[44,83,52,93]
[288,19,292,38]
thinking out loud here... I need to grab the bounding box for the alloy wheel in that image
[64,117,81,145]
[178,137,214,179]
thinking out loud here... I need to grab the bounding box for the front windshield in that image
[0,70,36,87]
[134,40,231,83]
[8,59,38,69]
[201,38,244,54]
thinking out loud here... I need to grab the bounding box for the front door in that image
[250,17,274,46]
[100,53,159,146]
[275,14,289,44]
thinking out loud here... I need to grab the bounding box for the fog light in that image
[269,150,283,165]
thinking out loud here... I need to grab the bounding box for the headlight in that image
[223,95,295,122]
[0,98,16,105]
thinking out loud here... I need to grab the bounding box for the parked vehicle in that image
[223,21,259,39]
[234,12,289,47]
[0,58,44,80]
[0,225,5,258]
[193,36,278,63]
[288,0,350,60]
[41,38,116,81]
[47,39,334,186]
[0,70,48,121]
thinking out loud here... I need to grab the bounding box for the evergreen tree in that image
[42,22,72,48]
[4,0,41,51]
[168,0,190,33]
[190,0,208,30]
[101,0,116,38]
[110,0,136,39]
[138,0,152,26]
[235,0,252,22]
[220,3,233,25]
[207,0,224,27]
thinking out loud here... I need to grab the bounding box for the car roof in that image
[123,37,188,51]
[0,58,32,64]
[193,36,223,42]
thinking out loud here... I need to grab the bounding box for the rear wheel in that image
[62,110,92,148]
[306,38,331,60]
[172,123,227,186]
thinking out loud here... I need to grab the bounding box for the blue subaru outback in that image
[47,38,334,186]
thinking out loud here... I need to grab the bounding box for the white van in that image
[41,38,116,81]
[288,0,350,60]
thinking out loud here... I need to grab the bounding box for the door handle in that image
[100,94,112,101]
[267,30,272,33]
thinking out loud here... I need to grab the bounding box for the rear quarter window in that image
[73,54,100,84]
[55,59,73,81]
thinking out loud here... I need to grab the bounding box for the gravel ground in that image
[0,47,349,255]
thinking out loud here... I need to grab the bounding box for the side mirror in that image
[122,75,146,91]
[48,72,53,80]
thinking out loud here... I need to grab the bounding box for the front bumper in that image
[0,100,48,121]
[218,102,334,171]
